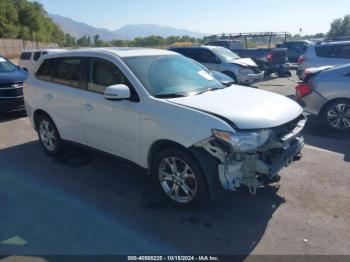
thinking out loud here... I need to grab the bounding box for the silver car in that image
[169,46,264,85]
[297,41,350,80]
[296,64,350,131]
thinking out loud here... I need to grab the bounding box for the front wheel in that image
[324,99,350,131]
[153,148,208,207]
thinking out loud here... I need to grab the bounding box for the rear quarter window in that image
[20,52,31,60]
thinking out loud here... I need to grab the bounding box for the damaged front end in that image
[195,114,306,195]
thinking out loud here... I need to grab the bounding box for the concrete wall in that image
[0,39,59,58]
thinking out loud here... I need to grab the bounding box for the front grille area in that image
[272,114,305,139]
[0,82,24,98]
[249,66,261,74]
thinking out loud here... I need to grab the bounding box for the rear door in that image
[80,57,141,164]
[42,57,85,143]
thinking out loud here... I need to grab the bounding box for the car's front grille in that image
[0,82,24,98]
[272,114,306,139]
[249,66,261,74]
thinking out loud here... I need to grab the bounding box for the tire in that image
[323,99,350,132]
[222,71,237,84]
[152,147,209,208]
[37,114,65,156]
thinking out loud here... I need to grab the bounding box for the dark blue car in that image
[0,56,28,113]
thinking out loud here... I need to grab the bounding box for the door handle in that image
[83,103,94,112]
[45,94,53,101]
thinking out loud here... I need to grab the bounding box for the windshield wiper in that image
[154,92,187,98]
[194,87,225,95]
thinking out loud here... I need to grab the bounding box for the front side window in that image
[88,58,129,94]
[0,57,18,72]
[124,55,224,97]
[36,59,54,81]
[52,58,81,88]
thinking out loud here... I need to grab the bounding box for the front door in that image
[81,57,141,164]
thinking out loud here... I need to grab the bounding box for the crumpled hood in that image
[168,86,303,129]
[231,58,258,67]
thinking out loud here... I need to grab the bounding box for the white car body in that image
[18,49,67,74]
[24,48,305,201]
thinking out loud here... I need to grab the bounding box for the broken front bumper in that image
[196,115,306,195]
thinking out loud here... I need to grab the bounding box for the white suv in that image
[24,48,306,207]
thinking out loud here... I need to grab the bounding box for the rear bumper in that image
[262,62,288,73]
[297,91,328,116]
[0,98,25,113]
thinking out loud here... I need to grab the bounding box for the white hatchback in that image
[24,48,306,207]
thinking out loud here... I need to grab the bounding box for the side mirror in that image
[104,84,131,101]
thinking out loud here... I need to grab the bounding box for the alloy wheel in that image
[158,157,198,204]
[327,103,350,130]
[39,120,57,151]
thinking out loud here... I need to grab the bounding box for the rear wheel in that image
[37,115,65,156]
[323,99,350,131]
[153,147,208,207]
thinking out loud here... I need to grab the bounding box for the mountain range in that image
[49,14,205,41]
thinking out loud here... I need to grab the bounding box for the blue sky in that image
[37,0,350,35]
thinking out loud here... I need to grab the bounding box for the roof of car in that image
[169,45,219,50]
[21,49,67,53]
[43,47,176,58]
[316,40,350,46]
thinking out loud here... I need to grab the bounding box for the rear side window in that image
[186,49,217,64]
[20,52,31,60]
[36,59,54,81]
[52,58,82,88]
[88,58,129,94]
[33,52,42,61]
[315,44,350,59]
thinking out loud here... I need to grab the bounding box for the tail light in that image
[267,52,273,62]
[298,55,305,65]
[296,83,312,100]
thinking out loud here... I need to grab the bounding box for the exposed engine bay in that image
[195,115,306,194]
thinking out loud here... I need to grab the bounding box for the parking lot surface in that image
[0,73,349,256]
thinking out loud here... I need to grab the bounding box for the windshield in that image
[124,55,224,97]
[211,47,241,62]
[0,57,18,72]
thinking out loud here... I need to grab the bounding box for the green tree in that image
[77,35,91,47]
[0,0,20,38]
[328,15,350,38]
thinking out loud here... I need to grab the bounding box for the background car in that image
[169,45,264,85]
[205,33,289,77]
[297,41,350,79]
[0,56,28,113]
[296,64,350,131]
[276,40,312,63]
[18,49,67,73]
